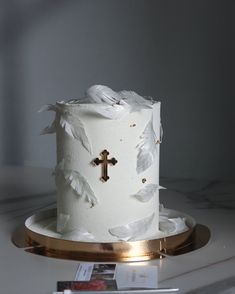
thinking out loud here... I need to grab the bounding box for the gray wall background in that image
[0,0,234,180]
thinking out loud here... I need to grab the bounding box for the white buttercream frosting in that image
[41,85,164,241]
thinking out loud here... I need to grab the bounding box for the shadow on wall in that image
[1,0,72,165]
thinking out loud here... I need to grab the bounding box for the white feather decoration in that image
[108,213,155,241]
[64,170,98,205]
[132,184,158,202]
[38,104,59,135]
[39,103,92,154]
[54,160,98,206]
[57,213,70,233]
[159,217,188,235]
[86,85,122,104]
[136,117,157,174]
[59,109,92,154]
[43,219,57,230]
[119,90,153,112]
[40,119,57,134]
[38,104,58,113]
[59,115,75,138]
[61,228,95,241]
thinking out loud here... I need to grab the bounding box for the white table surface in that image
[0,166,235,294]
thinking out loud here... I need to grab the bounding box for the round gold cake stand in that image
[12,209,210,262]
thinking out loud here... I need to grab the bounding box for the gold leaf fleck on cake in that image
[142,178,147,183]
[130,123,136,127]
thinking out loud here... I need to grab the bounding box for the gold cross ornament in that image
[93,150,118,182]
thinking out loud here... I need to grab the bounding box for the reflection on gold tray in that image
[12,209,210,262]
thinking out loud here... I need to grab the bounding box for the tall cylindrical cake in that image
[42,86,162,242]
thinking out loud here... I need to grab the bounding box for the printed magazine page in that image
[57,263,159,292]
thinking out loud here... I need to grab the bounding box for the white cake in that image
[41,85,163,242]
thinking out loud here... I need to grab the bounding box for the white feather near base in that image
[61,228,95,241]
[159,216,188,235]
[57,213,70,233]
[132,184,158,202]
[108,213,155,241]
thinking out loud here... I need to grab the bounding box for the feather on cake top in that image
[54,85,156,120]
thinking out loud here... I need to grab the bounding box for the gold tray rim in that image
[11,208,210,262]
